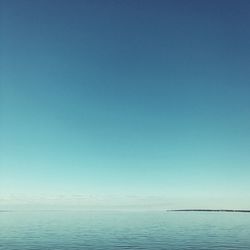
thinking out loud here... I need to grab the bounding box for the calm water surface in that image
[1,210,250,249]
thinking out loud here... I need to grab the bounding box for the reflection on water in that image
[0,210,250,249]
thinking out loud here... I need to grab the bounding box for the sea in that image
[1,210,250,250]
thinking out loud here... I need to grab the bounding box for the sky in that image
[1,0,250,210]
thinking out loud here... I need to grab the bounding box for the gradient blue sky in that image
[1,0,250,209]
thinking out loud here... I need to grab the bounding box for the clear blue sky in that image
[1,0,250,209]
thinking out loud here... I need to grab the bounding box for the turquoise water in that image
[1,211,250,249]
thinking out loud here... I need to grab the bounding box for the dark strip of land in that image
[167,209,250,213]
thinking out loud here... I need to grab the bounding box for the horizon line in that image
[167,209,250,213]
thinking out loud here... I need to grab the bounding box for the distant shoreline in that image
[167,209,250,213]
